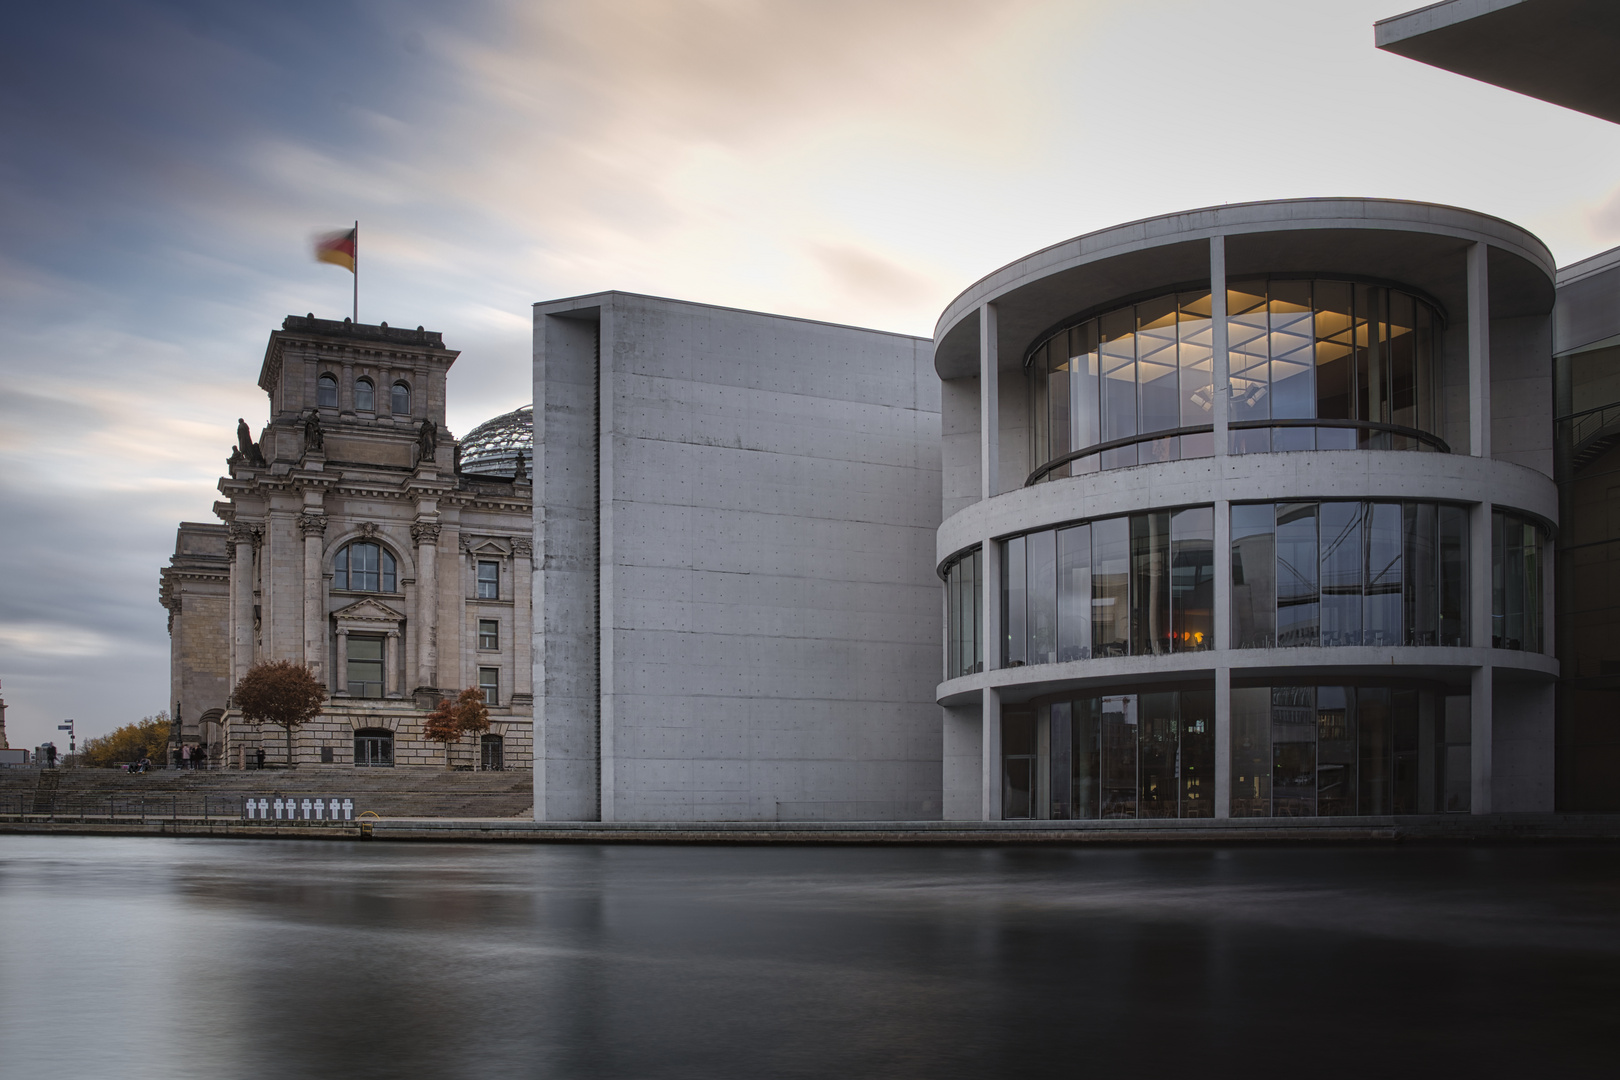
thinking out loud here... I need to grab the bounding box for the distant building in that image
[162,316,534,770]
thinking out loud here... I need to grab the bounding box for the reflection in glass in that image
[1231,687,1272,817]
[1171,507,1214,651]
[1092,517,1131,658]
[1130,513,1171,655]
[1180,690,1215,817]
[1073,697,1101,819]
[1272,686,1317,816]
[1048,702,1072,820]
[1318,502,1363,647]
[1138,692,1178,818]
[1405,503,1439,646]
[1358,688,1392,815]
[1100,695,1137,818]
[1026,530,1056,665]
[1028,278,1443,479]
[944,548,982,679]
[1492,510,1545,652]
[1231,504,1277,648]
[1057,526,1091,661]
[1366,503,1403,645]
[1003,535,1027,666]
[1276,504,1319,647]
[1316,686,1355,815]
[1440,505,1470,646]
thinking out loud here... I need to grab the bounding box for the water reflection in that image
[1,838,1617,1078]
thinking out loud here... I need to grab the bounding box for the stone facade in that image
[161,316,534,771]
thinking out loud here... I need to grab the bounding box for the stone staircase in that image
[0,767,533,819]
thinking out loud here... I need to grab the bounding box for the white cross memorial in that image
[341,798,353,820]
[301,798,312,820]
[244,799,257,820]
[313,798,325,821]
[258,798,269,819]
[274,798,285,820]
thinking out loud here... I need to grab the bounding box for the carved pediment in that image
[332,597,405,623]
[463,536,511,556]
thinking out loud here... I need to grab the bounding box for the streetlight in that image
[56,720,74,766]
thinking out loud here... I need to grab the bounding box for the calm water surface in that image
[1,837,1617,1078]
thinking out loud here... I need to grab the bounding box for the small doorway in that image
[480,734,504,771]
[354,729,394,767]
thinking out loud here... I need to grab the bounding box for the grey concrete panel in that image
[940,376,981,520]
[1554,249,1620,354]
[1376,0,1620,125]
[1492,674,1555,811]
[1490,313,1554,476]
[535,292,943,822]
[942,702,983,820]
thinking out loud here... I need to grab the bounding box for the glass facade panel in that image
[1231,501,1467,653]
[335,542,395,593]
[945,548,983,679]
[1100,695,1137,818]
[1230,687,1272,817]
[1316,686,1355,816]
[1092,517,1130,658]
[1026,529,1057,666]
[1170,507,1213,652]
[1365,502,1403,645]
[1276,503,1319,647]
[1319,502,1363,647]
[1003,711,1036,819]
[1138,692,1178,818]
[1028,279,1443,480]
[1072,697,1101,819]
[1137,296,1180,464]
[1358,687,1392,814]
[1272,686,1317,816]
[1492,510,1545,652]
[1037,689,1215,820]
[1130,512,1171,656]
[1002,535,1026,666]
[1056,526,1090,661]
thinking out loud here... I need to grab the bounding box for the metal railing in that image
[0,794,360,824]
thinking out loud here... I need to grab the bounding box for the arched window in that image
[334,541,397,592]
[355,377,375,412]
[480,733,504,771]
[391,381,411,415]
[317,374,338,409]
[355,728,394,767]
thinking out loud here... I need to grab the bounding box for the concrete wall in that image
[940,376,980,521]
[533,293,944,822]
[1491,313,1554,477]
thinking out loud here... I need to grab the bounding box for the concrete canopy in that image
[1375,0,1620,124]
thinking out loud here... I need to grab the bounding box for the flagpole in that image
[352,220,359,323]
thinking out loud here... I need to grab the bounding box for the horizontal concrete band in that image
[936,645,1558,707]
[937,449,1556,567]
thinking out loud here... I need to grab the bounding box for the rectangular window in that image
[1136,295,1180,463]
[1318,502,1363,647]
[1439,505,1470,646]
[1227,280,1271,454]
[1137,692,1178,819]
[1231,504,1276,648]
[1099,694,1137,818]
[478,666,500,707]
[1271,685,1317,816]
[1358,687,1393,815]
[1314,280,1357,449]
[477,560,500,600]
[1230,687,1273,816]
[1026,530,1056,666]
[1316,685,1356,816]
[1404,502,1439,646]
[1365,502,1403,645]
[1056,525,1091,662]
[1180,690,1215,818]
[1002,536,1027,666]
[346,635,384,699]
[1048,702,1072,820]
[1268,279,1316,452]
[1047,342,1070,480]
[1099,308,1138,469]
[947,548,982,678]
[1071,323,1100,475]
[1092,517,1131,658]
[478,619,499,651]
[1178,292,1215,458]
[1275,503,1319,647]
[1170,507,1213,652]
[1002,711,1035,819]
[1071,696,1101,820]
[1130,512,1171,656]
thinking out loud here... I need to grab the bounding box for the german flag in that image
[315,227,356,273]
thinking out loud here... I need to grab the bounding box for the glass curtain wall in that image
[1002,508,1213,667]
[1492,511,1546,652]
[1011,688,1215,819]
[1230,502,1468,650]
[1028,279,1442,478]
[944,548,983,678]
[1228,684,1464,816]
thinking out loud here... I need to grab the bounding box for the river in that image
[1,836,1616,1078]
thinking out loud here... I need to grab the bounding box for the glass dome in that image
[459,404,533,478]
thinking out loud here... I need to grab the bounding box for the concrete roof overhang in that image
[933,198,1556,380]
[1375,0,1620,124]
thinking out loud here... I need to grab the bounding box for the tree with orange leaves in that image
[423,686,491,768]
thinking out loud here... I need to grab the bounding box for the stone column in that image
[1210,235,1230,457]
[298,512,327,683]
[229,523,259,689]
[413,519,441,691]
[385,630,399,697]
[1468,241,1491,458]
[513,539,534,702]
[335,629,349,696]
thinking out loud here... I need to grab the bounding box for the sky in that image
[4,0,1620,751]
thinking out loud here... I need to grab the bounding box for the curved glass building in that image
[933,199,1558,822]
